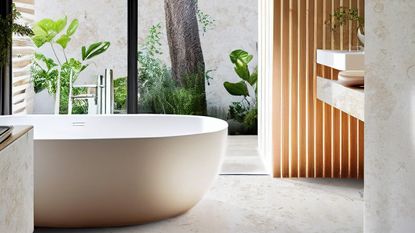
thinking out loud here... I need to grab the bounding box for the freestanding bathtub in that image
[0,115,228,228]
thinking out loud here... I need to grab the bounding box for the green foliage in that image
[224,81,249,97]
[224,49,258,133]
[140,74,206,115]
[228,102,249,123]
[138,24,206,115]
[82,41,111,61]
[224,50,258,98]
[32,16,70,48]
[31,16,110,114]
[196,9,215,34]
[326,7,364,33]
[114,77,127,111]
[0,3,33,66]
[194,0,216,34]
[228,49,258,90]
[243,107,257,129]
[138,24,167,89]
[31,53,58,93]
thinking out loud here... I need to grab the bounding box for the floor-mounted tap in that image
[69,69,114,115]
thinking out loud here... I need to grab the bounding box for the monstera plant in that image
[30,16,110,114]
[224,49,258,134]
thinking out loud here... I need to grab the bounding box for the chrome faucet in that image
[69,69,114,115]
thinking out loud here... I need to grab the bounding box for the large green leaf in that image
[82,42,102,60]
[224,81,249,97]
[248,67,258,87]
[234,64,250,82]
[31,35,48,48]
[66,19,79,36]
[230,49,253,65]
[82,41,111,61]
[62,58,83,74]
[32,24,47,36]
[56,34,71,49]
[36,18,55,33]
[31,17,67,47]
[34,53,57,70]
[31,52,59,94]
[81,46,87,61]
[53,16,67,34]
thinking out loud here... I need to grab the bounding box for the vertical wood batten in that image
[298,0,307,178]
[305,0,315,178]
[272,0,364,178]
[331,0,340,178]
[315,0,324,178]
[273,0,282,177]
[323,0,333,178]
[288,0,299,177]
[281,0,290,177]
[358,120,364,179]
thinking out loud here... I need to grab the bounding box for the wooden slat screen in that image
[12,0,35,115]
[272,0,364,178]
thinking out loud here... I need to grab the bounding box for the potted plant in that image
[325,7,365,47]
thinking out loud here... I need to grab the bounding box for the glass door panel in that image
[137,0,258,135]
[12,0,127,114]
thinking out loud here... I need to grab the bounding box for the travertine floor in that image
[221,136,267,174]
[36,176,363,233]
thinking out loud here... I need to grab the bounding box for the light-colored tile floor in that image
[221,136,267,174]
[35,176,363,233]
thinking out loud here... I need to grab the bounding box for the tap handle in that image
[104,69,114,114]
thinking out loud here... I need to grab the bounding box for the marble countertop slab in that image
[0,126,33,152]
[317,77,365,121]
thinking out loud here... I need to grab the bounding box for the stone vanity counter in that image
[316,77,365,121]
[0,126,34,233]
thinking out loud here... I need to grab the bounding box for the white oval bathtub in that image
[0,115,228,228]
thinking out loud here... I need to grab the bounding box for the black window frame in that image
[0,0,139,115]
[0,0,13,115]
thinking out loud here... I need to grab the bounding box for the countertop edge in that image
[0,126,33,152]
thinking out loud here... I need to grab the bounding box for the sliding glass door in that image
[136,0,258,135]
[9,0,259,135]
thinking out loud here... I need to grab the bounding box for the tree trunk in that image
[164,0,207,115]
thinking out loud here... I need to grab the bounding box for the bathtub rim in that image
[0,114,229,141]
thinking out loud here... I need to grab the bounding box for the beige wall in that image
[365,0,415,232]
[33,0,258,114]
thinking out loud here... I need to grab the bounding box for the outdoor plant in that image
[138,23,209,115]
[224,49,258,134]
[195,0,216,34]
[138,23,168,93]
[30,16,110,114]
[0,3,33,66]
[114,77,127,112]
[137,0,216,115]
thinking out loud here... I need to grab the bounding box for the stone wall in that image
[365,0,415,232]
[0,129,34,233]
